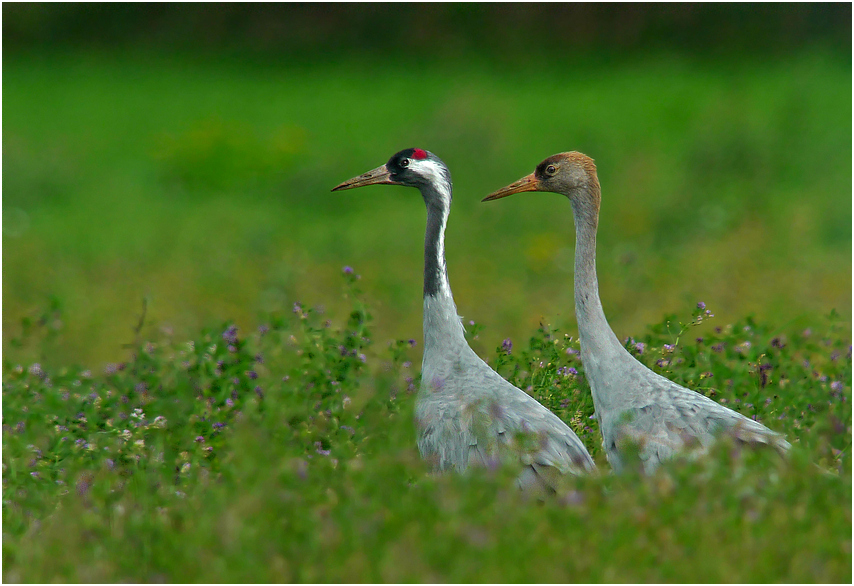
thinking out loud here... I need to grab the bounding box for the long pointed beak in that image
[482,172,541,202]
[332,164,399,191]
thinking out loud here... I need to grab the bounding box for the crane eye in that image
[399,158,410,168]
[546,165,557,175]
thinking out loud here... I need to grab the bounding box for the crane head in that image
[482,152,598,202]
[332,148,450,193]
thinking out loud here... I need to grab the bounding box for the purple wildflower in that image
[358,353,367,363]
[255,386,264,399]
[28,363,44,377]
[212,422,225,429]
[258,324,269,335]
[502,338,513,354]
[831,381,843,392]
[634,342,645,355]
[663,344,675,352]
[558,366,578,377]
[408,339,417,347]
[222,325,239,344]
[697,301,706,310]
[195,436,205,443]
[247,370,258,380]
[342,266,354,274]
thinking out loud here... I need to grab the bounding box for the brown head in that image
[482,152,601,217]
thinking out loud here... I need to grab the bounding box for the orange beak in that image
[482,172,541,202]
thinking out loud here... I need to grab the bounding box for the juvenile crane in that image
[333,148,595,491]
[483,152,790,474]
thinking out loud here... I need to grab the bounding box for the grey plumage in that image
[484,151,790,474]
[333,148,595,491]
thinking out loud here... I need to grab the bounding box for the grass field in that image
[3,49,852,581]
[3,50,850,368]
[3,276,851,581]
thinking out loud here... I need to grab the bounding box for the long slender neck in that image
[421,180,468,355]
[423,198,451,298]
[570,185,623,356]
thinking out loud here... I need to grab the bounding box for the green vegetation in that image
[3,273,850,581]
[3,43,851,582]
[3,51,850,369]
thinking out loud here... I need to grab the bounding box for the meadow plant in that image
[2,272,851,582]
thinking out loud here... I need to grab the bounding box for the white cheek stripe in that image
[411,159,452,203]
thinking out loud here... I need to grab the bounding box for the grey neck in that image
[421,182,468,356]
[423,199,450,299]
[570,195,624,358]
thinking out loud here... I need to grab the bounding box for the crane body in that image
[333,148,595,490]
[484,152,790,473]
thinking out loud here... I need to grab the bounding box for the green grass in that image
[2,49,851,581]
[2,276,851,582]
[3,50,850,368]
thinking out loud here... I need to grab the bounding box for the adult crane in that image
[333,148,595,492]
[483,152,790,474]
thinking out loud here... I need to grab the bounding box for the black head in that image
[332,148,451,194]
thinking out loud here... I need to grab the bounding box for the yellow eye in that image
[546,165,557,175]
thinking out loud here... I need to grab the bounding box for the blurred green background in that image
[3,4,851,368]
